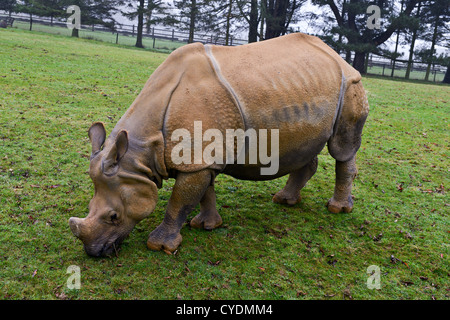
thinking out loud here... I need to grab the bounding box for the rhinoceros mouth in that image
[85,236,125,257]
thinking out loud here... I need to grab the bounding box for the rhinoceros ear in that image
[102,130,128,176]
[88,122,106,156]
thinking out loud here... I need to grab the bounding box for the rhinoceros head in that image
[69,122,158,257]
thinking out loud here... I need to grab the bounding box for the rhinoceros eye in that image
[110,212,118,222]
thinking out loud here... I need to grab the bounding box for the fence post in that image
[382,65,385,76]
[433,64,436,82]
[172,29,175,42]
[116,32,119,44]
[92,24,94,32]
[132,25,135,37]
[230,36,233,46]
[153,36,156,49]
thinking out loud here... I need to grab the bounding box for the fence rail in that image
[1,12,447,82]
[0,13,248,48]
[364,54,446,82]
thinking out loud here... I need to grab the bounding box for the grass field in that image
[0,27,449,300]
[12,20,185,53]
[367,65,445,83]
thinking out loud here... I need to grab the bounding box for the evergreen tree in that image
[123,0,172,48]
[312,0,423,74]
[0,0,18,16]
[236,0,306,43]
[58,0,122,37]
[418,0,449,80]
[169,0,226,43]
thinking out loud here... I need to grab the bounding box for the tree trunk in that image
[353,51,366,74]
[260,0,267,41]
[146,1,154,34]
[72,28,79,37]
[425,13,439,81]
[188,0,197,43]
[405,29,417,79]
[345,50,352,63]
[391,0,404,77]
[248,0,258,43]
[443,66,450,84]
[391,30,400,77]
[265,0,289,39]
[29,13,32,31]
[225,0,233,45]
[406,2,421,79]
[265,0,274,39]
[135,0,145,48]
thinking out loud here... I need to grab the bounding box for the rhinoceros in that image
[69,33,369,257]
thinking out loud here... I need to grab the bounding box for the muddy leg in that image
[190,185,223,230]
[272,156,318,205]
[147,170,213,252]
[327,155,357,213]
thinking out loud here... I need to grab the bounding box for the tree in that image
[169,0,232,43]
[59,0,121,37]
[419,0,450,80]
[123,0,172,48]
[264,0,305,39]
[144,0,171,34]
[312,0,424,74]
[443,62,450,83]
[405,1,423,79]
[169,0,201,43]
[0,0,17,17]
[236,0,305,43]
[136,0,145,47]
[15,0,48,31]
[235,0,260,42]
[199,0,242,45]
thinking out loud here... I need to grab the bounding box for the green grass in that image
[367,65,445,82]
[12,20,185,53]
[0,27,449,300]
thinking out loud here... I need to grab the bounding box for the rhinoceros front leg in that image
[327,155,357,213]
[272,156,318,205]
[190,185,223,230]
[147,170,213,252]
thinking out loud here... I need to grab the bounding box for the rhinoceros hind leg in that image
[190,185,223,230]
[272,156,318,206]
[326,82,368,213]
[327,155,357,213]
[147,170,213,252]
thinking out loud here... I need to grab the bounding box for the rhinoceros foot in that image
[326,196,353,213]
[190,210,223,230]
[147,223,182,252]
[272,192,302,206]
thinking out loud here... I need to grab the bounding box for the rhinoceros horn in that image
[68,217,85,238]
